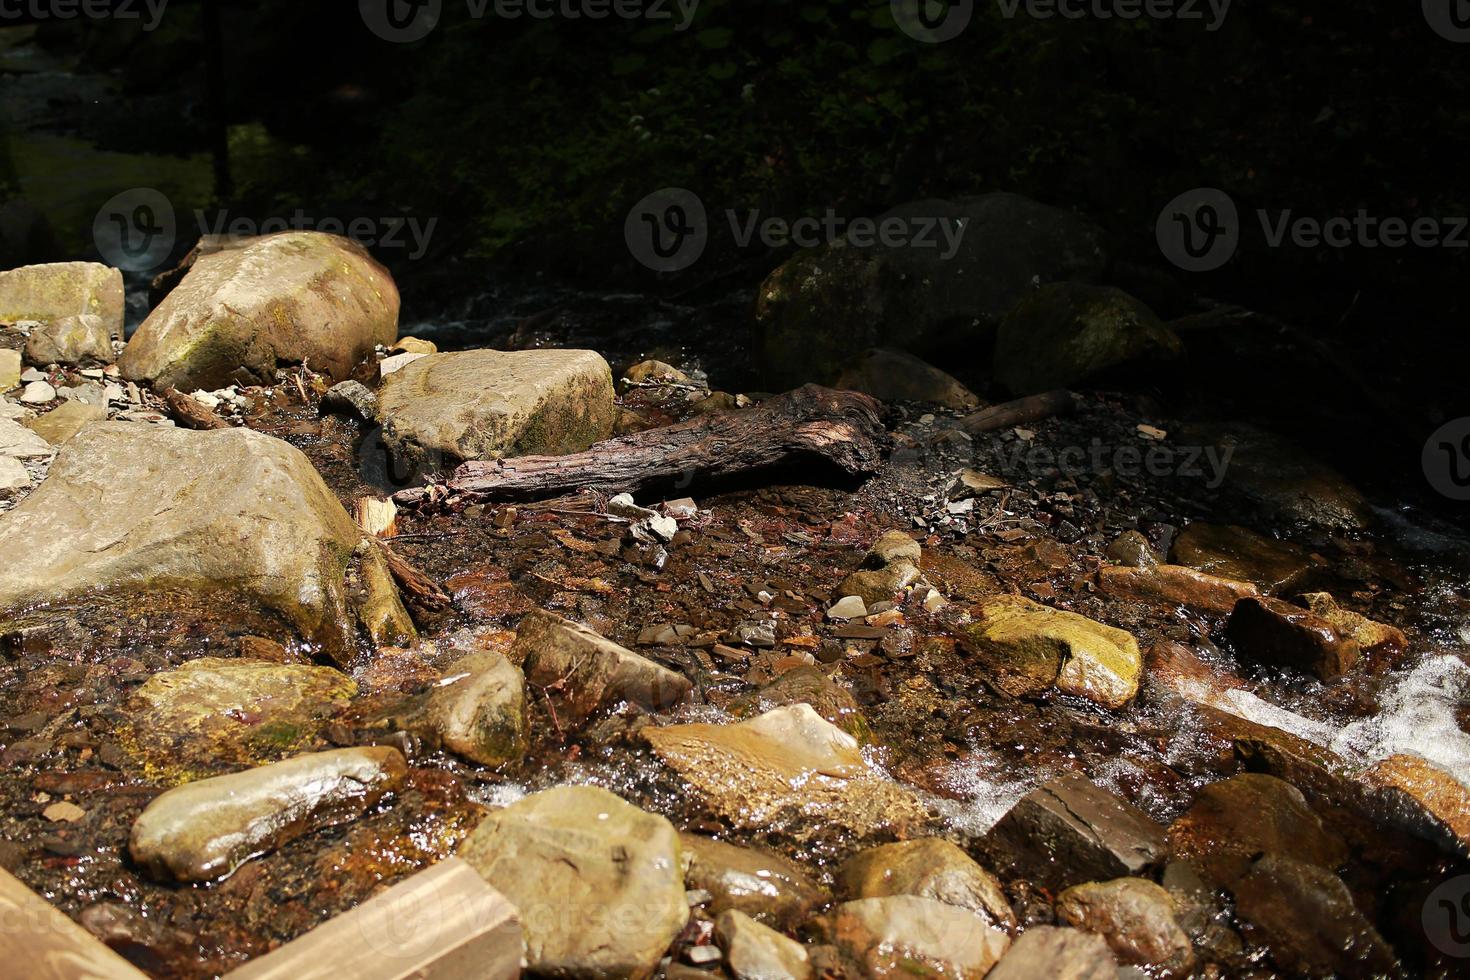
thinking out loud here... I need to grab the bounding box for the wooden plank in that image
[226,858,522,980]
[0,868,150,980]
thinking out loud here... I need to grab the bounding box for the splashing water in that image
[1332,654,1470,789]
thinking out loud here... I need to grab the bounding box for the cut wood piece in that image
[355,496,399,538]
[225,857,522,980]
[399,385,887,504]
[0,868,150,979]
[161,388,231,430]
[957,389,1077,434]
[381,543,450,611]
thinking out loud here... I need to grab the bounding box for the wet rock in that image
[0,348,19,390]
[423,651,528,766]
[1360,754,1470,856]
[1097,563,1259,615]
[0,417,51,458]
[726,665,871,742]
[378,348,615,469]
[0,456,28,490]
[985,774,1165,891]
[833,348,982,410]
[866,529,923,567]
[994,283,1183,395]
[756,193,1106,388]
[827,595,868,621]
[0,262,125,339]
[119,232,398,390]
[1055,878,1193,976]
[129,746,407,882]
[321,380,378,423]
[512,608,691,722]
[1232,853,1398,976]
[1105,530,1159,568]
[1301,592,1408,665]
[645,704,926,840]
[19,379,54,404]
[0,423,412,663]
[23,399,106,446]
[985,926,1117,980]
[1165,773,1347,888]
[815,896,1010,979]
[962,595,1141,709]
[624,359,688,384]
[457,785,688,977]
[1226,595,1361,680]
[838,563,922,606]
[122,657,356,775]
[23,313,113,367]
[680,834,828,930]
[1170,522,1318,593]
[836,838,1015,933]
[715,910,812,980]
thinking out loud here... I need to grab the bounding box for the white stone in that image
[20,381,54,404]
[20,368,45,383]
[828,595,869,621]
[0,456,30,490]
[379,351,428,377]
[0,419,52,459]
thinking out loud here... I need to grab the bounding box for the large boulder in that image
[129,747,407,883]
[961,595,1142,709]
[23,313,114,367]
[377,348,616,470]
[0,423,412,662]
[423,650,528,766]
[118,232,399,391]
[0,262,124,339]
[755,193,1106,387]
[833,348,982,411]
[457,785,688,977]
[645,704,927,840]
[993,283,1182,395]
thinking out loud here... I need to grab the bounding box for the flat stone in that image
[19,380,54,404]
[963,595,1141,709]
[118,232,399,390]
[1226,595,1361,680]
[726,665,871,742]
[1056,878,1193,975]
[838,563,922,606]
[681,834,829,930]
[1359,754,1470,857]
[23,400,106,446]
[0,423,411,663]
[129,747,407,883]
[985,774,1165,892]
[456,785,688,977]
[321,380,379,423]
[827,595,867,620]
[0,418,51,458]
[1097,563,1259,615]
[836,838,1015,933]
[0,348,19,390]
[378,348,616,469]
[985,926,1117,980]
[833,348,982,411]
[23,313,113,367]
[624,359,688,384]
[715,910,812,980]
[0,456,29,490]
[511,608,691,722]
[816,896,1010,979]
[0,262,124,338]
[424,651,528,766]
[121,657,357,778]
[645,704,927,840]
[1165,773,1347,888]
[1170,523,1318,593]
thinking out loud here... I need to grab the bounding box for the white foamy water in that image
[925,756,1039,836]
[1331,655,1470,789]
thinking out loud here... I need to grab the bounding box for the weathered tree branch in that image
[958,390,1077,434]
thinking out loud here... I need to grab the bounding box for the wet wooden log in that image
[398,385,888,505]
[381,543,450,611]
[0,868,150,979]
[161,388,231,430]
[224,857,521,980]
[958,390,1076,434]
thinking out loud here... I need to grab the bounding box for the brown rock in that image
[1226,595,1361,680]
[1360,754,1470,857]
[816,896,1010,979]
[985,926,1117,980]
[836,838,1015,933]
[715,910,812,980]
[833,348,982,411]
[1301,592,1408,666]
[1170,522,1320,593]
[681,834,828,930]
[1098,563,1259,615]
[1055,877,1193,976]
[23,400,106,446]
[727,666,871,742]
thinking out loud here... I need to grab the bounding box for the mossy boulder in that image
[23,313,115,367]
[0,262,124,338]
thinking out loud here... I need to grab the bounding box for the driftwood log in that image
[958,389,1077,434]
[395,385,888,505]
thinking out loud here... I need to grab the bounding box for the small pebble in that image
[827,595,869,621]
[20,381,55,404]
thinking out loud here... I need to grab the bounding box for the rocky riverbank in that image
[1,225,1468,978]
